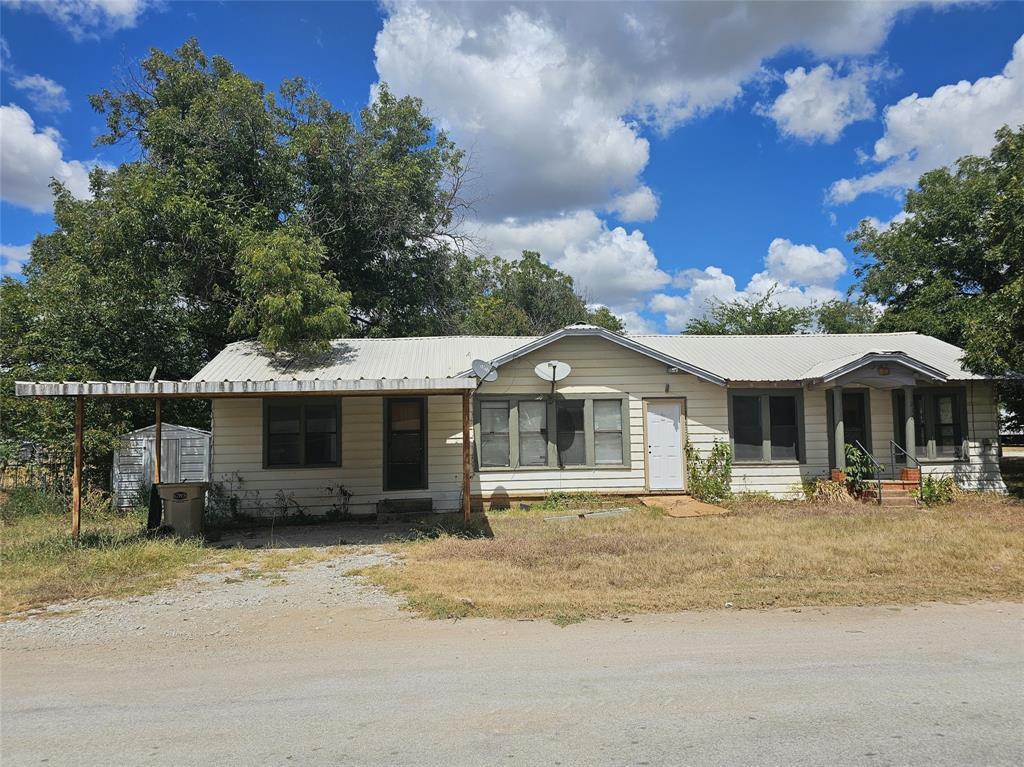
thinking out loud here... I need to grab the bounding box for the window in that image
[729,390,803,464]
[593,400,624,465]
[894,388,967,460]
[474,396,629,469]
[557,400,586,466]
[480,400,511,467]
[518,400,548,466]
[265,400,339,468]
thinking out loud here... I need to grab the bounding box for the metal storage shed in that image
[112,424,210,508]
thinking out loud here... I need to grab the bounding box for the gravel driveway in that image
[2,552,1022,767]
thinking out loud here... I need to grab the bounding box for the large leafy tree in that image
[0,40,467,457]
[455,251,625,335]
[850,125,1024,427]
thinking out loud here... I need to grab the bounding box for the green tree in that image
[587,306,626,333]
[0,39,468,457]
[815,299,878,334]
[454,251,625,335]
[850,125,1024,427]
[229,228,351,353]
[682,287,815,335]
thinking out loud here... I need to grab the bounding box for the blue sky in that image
[1,1,1022,332]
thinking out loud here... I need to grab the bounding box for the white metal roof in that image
[191,326,984,385]
[15,325,988,398]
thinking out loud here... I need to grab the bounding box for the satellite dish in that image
[471,359,498,382]
[534,360,571,382]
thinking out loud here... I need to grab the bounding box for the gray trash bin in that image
[157,482,208,536]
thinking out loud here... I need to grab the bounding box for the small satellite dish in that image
[534,360,571,382]
[471,359,498,382]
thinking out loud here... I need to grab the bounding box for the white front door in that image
[646,401,684,491]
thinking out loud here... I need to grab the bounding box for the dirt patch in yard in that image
[364,494,1024,624]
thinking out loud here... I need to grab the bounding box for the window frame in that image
[262,398,342,470]
[727,388,806,465]
[473,395,630,471]
[906,386,969,462]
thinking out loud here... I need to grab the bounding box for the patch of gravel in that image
[1,549,401,647]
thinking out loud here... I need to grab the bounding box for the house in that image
[112,424,211,508]
[16,324,1008,527]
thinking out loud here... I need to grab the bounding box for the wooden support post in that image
[72,395,83,540]
[462,391,472,526]
[154,398,162,485]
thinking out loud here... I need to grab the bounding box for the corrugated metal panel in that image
[191,330,984,385]
[15,377,478,397]
[191,337,532,382]
[15,328,988,397]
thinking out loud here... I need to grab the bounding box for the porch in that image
[14,378,479,538]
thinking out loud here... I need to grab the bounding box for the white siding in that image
[920,382,1006,492]
[209,338,1007,512]
[210,395,466,516]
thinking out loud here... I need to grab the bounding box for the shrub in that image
[919,476,959,506]
[843,444,882,496]
[686,440,732,503]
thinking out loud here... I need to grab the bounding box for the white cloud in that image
[764,63,881,143]
[651,239,847,331]
[376,2,912,221]
[473,210,670,309]
[10,74,70,113]
[609,186,658,222]
[0,104,95,212]
[0,243,32,277]
[6,0,157,41]
[830,33,1024,203]
[614,310,659,335]
[763,237,847,286]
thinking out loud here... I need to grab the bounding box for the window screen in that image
[266,402,338,467]
[480,400,511,467]
[732,395,763,462]
[934,394,963,457]
[556,400,586,466]
[769,395,799,461]
[593,400,624,464]
[304,404,338,465]
[518,400,548,466]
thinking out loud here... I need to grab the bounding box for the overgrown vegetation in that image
[365,494,1024,624]
[843,443,881,496]
[686,440,732,503]
[918,476,960,506]
[0,487,339,616]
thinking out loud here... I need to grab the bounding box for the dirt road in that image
[2,552,1022,766]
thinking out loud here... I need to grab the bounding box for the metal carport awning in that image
[15,377,477,537]
[15,377,478,398]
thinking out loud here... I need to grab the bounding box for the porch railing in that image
[851,440,883,505]
[889,440,924,497]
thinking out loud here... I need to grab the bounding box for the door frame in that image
[827,388,873,467]
[383,396,429,492]
[641,398,687,492]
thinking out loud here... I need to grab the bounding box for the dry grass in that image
[365,494,1024,624]
[0,488,340,617]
